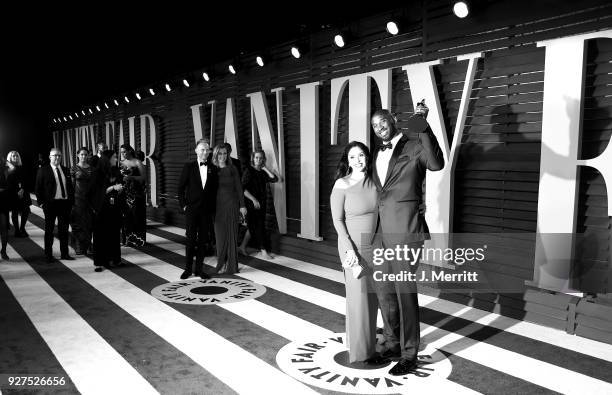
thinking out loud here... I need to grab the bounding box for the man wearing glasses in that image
[35,148,75,262]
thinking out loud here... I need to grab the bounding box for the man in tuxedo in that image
[368,104,444,375]
[177,138,217,280]
[35,148,75,262]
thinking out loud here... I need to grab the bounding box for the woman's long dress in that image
[214,165,245,274]
[330,178,379,363]
[241,166,278,250]
[121,165,146,246]
[70,164,94,254]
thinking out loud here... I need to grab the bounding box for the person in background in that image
[330,141,379,364]
[89,141,108,167]
[239,149,278,259]
[6,151,32,237]
[177,139,216,280]
[119,144,146,247]
[90,150,123,272]
[0,157,10,260]
[35,148,75,263]
[70,147,95,255]
[212,144,247,274]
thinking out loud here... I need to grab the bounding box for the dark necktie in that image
[55,167,66,198]
[379,142,393,152]
[199,162,206,167]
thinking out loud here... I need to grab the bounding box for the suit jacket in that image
[372,117,444,244]
[177,159,218,214]
[35,164,75,207]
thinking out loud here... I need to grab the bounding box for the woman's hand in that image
[17,189,24,199]
[252,198,261,209]
[239,207,247,217]
[342,250,359,269]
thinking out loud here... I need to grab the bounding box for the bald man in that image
[35,148,75,262]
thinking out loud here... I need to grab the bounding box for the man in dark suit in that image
[177,138,217,280]
[368,104,444,375]
[35,148,75,262]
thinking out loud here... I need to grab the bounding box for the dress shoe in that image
[365,354,391,366]
[94,266,104,272]
[388,358,418,376]
[60,255,75,261]
[196,271,211,279]
[180,270,192,280]
[379,348,401,359]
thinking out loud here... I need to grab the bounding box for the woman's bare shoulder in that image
[332,176,353,190]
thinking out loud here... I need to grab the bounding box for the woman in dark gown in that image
[90,150,124,272]
[239,149,278,259]
[212,144,247,274]
[70,147,94,254]
[119,144,146,247]
[6,151,31,237]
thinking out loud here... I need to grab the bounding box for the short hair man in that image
[367,105,444,375]
[35,148,75,262]
[177,138,218,279]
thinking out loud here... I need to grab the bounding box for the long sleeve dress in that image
[214,164,245,274]
[241,166,278,250]
[330,177,379,363]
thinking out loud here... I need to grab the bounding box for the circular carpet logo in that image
[276,333,451,394]
[151,278,266,305]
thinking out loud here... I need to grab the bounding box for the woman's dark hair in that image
[120,144,135,159]
[77,146,89,156]
[334,141,371,181]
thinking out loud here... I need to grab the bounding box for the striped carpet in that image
[0,203,611,394]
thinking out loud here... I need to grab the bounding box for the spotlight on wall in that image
[149,88,155,96]
[114,99,119,106]
[165,83,171,92]
[135,93,142,100]
[104,102,109,109]
[183,79,190,87]
[386,21,399,35]
[124,96,130,103]
[96,105,101,112]
[89,108,93,114]
[453,1,469,18]
[75,112,79,118]
[68,115,73,120]
[63,116,67,121]
[291,46,301,59]
[202,72,210,81]
[256,56,264,67]
[228,64,236,74]
[334,34,345,48]
[82,110,86,116]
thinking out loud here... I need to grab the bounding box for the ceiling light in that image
[453,1,469,18]
[104,103,109,109]
[96,105,101,112]
[165,83,171,92]
[291,46,301,59]
[68,115,73,120]
[114,99,119,106]
[202,72,210,81]
[124,96,130,103]
[334,34,345,48]
[228,64,236,74]
[82,110,86,116]
[149,88,155,96]
[183,79,190,87]
[89,108,93,114]
[386,21,399,35]
[135,93,141,100]
[64,116,67,121]
[256,56,264,67]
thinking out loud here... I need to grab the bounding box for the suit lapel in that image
[193,162,205,190]
[382,135,409,189]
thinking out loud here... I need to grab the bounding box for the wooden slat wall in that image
[54,0,612,341]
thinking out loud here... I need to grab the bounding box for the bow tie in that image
[379,142,393,152]
[199,162,207,167]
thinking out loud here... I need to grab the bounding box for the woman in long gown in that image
[70,147,94,254]
[6,151,31,237]
[119,144,146,247]
[212,144,247,274]
[330,141,379,363]
[0,158,9,260]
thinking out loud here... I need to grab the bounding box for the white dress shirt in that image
[376,132,403,186]
[198,160,208,189]
[51,164,68,200]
